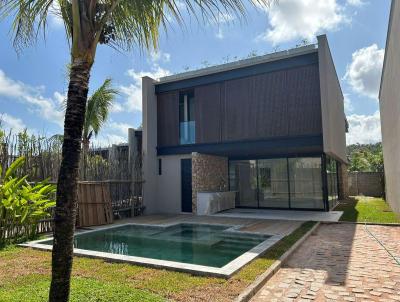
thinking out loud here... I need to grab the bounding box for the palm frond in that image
[0,0,71,51]
[1,0,272,53]
[107,0,272,52]
[83,78,118,139]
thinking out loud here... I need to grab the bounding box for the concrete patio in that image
[213,208,343,222]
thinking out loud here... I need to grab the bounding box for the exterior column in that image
[142,76,158,214]
[338,162,349,200]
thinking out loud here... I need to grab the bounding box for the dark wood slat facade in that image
[157,91,179,147]
[194,83,222,144]
[156,64,322,149]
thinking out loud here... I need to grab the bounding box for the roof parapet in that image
[157,43,318,84]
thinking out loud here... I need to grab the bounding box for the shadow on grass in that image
[335,197,359,222]
[336,196,400,223]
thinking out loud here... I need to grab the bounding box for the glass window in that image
[258,159,289,208]
[229,157,325,210]
[288,158,324,209]
[179,91,195,144]
[229,160,258,207]
[326,157,339,210]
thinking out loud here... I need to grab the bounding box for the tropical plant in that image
[83,78,118,152]
[0,157,56,246]
[0,1,270,301]
[58,78,118,151]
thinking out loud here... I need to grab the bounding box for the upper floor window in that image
[179,91,195,144]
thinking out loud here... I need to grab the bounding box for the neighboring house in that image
[379,0,400,213]
[142,34,347,215]
[91,130,142,161]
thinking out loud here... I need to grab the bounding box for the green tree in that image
[82,78,118,151]
[55,78,118,151]
[347,143,384,172]
[0,1,269,301]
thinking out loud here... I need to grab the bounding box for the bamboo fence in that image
[0,130,144,238]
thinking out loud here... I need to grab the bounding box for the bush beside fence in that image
[0,129,144,245]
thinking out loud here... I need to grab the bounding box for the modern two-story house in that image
[142,34,347,215]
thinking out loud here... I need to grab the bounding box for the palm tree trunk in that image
[82,140,90,180]
[49,58,92,302]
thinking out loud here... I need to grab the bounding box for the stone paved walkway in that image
[251,223,400,302]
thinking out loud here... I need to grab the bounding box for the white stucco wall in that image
[317,35,347,164]
[142,74,193,214]
[156,154,192,214]
[379,0,400,213]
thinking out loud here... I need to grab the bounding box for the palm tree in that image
[56,78,118,151]
[0,1,270,301]
[82,78,118,152]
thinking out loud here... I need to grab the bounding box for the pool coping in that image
[20,222,284,278]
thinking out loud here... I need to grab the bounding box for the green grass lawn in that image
[336,196,400,223]
[0,222,315,302]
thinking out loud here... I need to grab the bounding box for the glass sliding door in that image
[229,160,258,207]
[258,159,289,208]
[288,158,324,209]
[229,156,325,210]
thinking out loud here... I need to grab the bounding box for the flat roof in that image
[157,44,318,85]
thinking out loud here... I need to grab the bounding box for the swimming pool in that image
[23,223,282,277]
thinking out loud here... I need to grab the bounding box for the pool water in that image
[42,224,269,268]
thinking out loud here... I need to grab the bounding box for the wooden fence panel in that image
[77,182,114,227]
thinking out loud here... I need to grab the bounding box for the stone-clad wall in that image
[191,153,228,214]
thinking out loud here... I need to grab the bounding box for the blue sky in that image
[0,0,390,145]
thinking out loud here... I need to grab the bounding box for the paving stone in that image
[286,292,299,298]
[250,224,400,302]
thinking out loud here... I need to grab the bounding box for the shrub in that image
[0,157,56,246]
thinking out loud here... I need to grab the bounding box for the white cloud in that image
[215,28,224,39]
[90,120,135,146]
[149,50,171,63]
[347,0,365,7]
[214,12,235,24]
[110,102,124,113]
[344,44,384,99]
[49,2,64,29]
[343,93,354,114]
[92,134,127,146]
[346,111,381,145]
[213,12,235,39]
[119,65,171,112]
[108,121,134,137]
[53,91,66,105]
[0,69,64,127]
[257,0,347,45]
[0,113,27,133]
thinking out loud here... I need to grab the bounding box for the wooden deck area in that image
[110,214,303,236]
